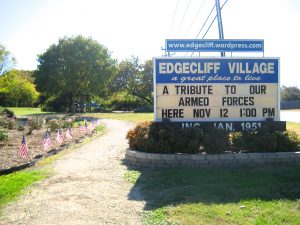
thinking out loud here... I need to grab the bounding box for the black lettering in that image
[178,97,209,106]
[162,109,184,118]
[222,97,255,106]
[250,85,267,94]
[162,86,169,95]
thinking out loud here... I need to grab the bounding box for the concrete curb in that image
[125,149,300,168]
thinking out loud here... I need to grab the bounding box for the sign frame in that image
[153,57,280,123]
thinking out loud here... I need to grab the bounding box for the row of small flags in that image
[19,119,101,159]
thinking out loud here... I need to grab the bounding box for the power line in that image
[195,4,215,39]
[168,0,180,37]
[175,0,192,37]
[191,0,229,56]
[184,0,207,38]
[201,0,229,39]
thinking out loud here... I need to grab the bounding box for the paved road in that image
[0,119,145,225]
[280,110,300,123]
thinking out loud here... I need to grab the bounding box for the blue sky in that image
[0,0,300,87]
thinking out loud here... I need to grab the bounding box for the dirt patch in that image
[0,117,96,171]
[0,119,145,225]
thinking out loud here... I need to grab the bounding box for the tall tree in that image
[281,86,300,101]
[0,70,39,106]
[34,36,116,113]
[111,57,153,104]
[0,44,16,76]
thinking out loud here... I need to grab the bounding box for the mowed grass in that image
[85,112,154,123]
[287,122,300,137]
[126,166,300,225]
[0,107,53,116]
[0,170,48,210]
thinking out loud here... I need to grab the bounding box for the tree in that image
[0,70,39,106]
[0,44,16,76]
[281,86,300,101]
[34,36,116,113]
[111,57,153,104]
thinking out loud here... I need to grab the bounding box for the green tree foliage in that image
[111,57,153,104]
[0,70,39,106]
[34,35,116,113]
[281,86,300,101]
[0,44,16,76]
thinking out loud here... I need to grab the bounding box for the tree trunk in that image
[71,93,76,114]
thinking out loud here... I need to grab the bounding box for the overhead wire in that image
[168,0,180,37]
[201,0,229,39]
[175,0,192,37]
[184,0,207,38]
[191,0,229,56]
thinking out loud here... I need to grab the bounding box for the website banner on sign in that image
[153,57,280,123]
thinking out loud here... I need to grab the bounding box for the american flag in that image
[89,121,96,131]
[84,120,89,131]
[78,122,86,133]
[42,130,51,151]
[19,135,29,158]
[56,128,64,144]
[65,125,73,139]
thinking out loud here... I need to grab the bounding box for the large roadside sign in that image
[165,39,264,52]
[153,57,283,131]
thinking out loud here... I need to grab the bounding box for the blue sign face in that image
[154,57,279,84]
[165,39,264,52]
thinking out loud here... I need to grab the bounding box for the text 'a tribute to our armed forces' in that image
[154,58,279,123]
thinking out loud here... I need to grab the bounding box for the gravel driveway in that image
[0,119,145,225]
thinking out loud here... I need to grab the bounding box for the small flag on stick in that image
[78,122,86,133]
[19,135,29,158]
[42,130,51,151]
[56,128,64,144]
[84,120,89,131]
[65,125,73,139]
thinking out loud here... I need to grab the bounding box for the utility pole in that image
[215,0,225,57]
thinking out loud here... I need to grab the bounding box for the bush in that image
[0,118,17,130]
[133,105,153,113]
[126,122,204,154]
[127,123,299,154]
[27,117,43,134]
[232,130,299,153]
[0,129,9,141]
[102,92,145,111]
[0,108,15,118]
[47,119,71,132]
[203,128,229,154]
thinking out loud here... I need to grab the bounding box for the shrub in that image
[127,122,299,154]
[203,128,229,154]
[231,130,299,153]
[47,119,71,132]
[27,117,43,134]
[126,122,204,154]
[0,118,17,130]
[0,108,15,118]
[275,131,299,152]
[0,129,9,141]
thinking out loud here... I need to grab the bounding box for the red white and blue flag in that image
[84,120,89,131]
[56,128,64,144]
[65,125,73,139]
[19,135,29,158]
[78,122,86,133]
[42,130,52,151]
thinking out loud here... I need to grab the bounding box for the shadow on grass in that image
[125,164,300,210]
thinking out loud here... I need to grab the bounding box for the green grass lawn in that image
[84,112,154,123]
[0,107,53,116]
[125,166,300,225]
[287,122,300,137]
[0,170,48,210]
